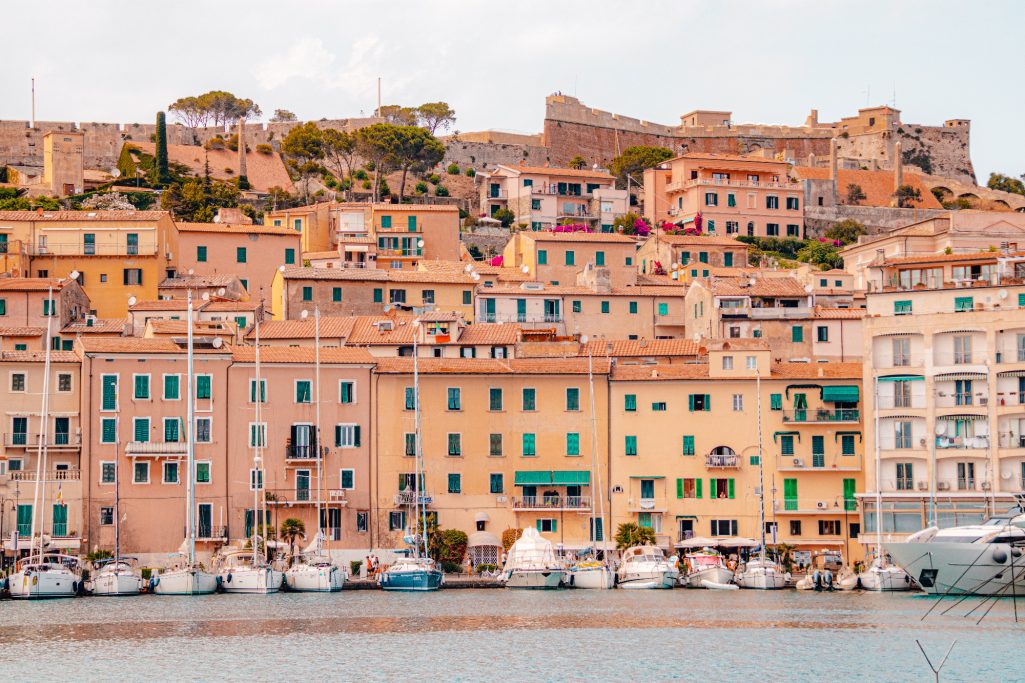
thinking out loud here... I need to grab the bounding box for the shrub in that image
[435,185,449,197]
[256,143,273,154]
[476,563,497,574]
[354,169,369,181]
[446,163,460,174]
[428,173,441,185]
[415,181,429,195]
[204,136,225,151]
[379,179,391,197]
[502,527,523,551]
[361,180,372,189]
[465,168,476,177]
[350,560,362,575]
[493,207,515,227]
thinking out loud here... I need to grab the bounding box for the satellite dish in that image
[999,290,1009,300]
[218,287,226,296]
[383,304,391,313]
[69,270,81,281]
[188,268,195,276]
[127,296,137,306]
[301,309,309,319]
[580,335,589,344]
[412,319,421,328]
[464,264,472,273]
[279,265,286,272]
[202,292,210,301]
[212,337,223,349]
[671,263,678,270]
[934,422,947,436]
[417,239,425,248]
[109,168,121,179]
[521,265,529,274]
[472,273,480,281]
[804,285,814,293]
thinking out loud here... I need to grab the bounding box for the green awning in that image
[823,385,859,403]
[834,431,863,443]
[514,471,552,486]
[773,430,801,443]
[877,375,924,382]
[551,470,590,485]
[629,475,665,479]
[785,383,822,399]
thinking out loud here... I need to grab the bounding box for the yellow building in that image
[372,357,610,552]
[0,210,177,317]
[609,341,865,565]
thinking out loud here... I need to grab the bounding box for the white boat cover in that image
[504,527,559,571]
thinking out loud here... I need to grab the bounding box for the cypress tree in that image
[155,111,169,184]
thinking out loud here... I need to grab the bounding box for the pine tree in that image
[155,111,169,184]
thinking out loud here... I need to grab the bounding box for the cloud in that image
[252,36,339,90]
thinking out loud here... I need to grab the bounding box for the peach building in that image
[503,231,639,288]
[78,337,233,563]
[859,248,1025,546]
[643,153,804,238]
[0,210,177,318]
[226,346,375,558]
[0,351,83,558]
[480,164,628,231]
[636,234,750,276]
[172,221,301,300]
[371,357,611,552]
[0,277,90,351]
[609,344,865,563]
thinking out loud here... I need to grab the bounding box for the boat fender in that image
[2,577,7,590]
[856,577,863,590]
[992,548,1008,564]
[904,574,911,584]
[216,575,223,588]
[1013,548,1023,558]
[226,572,232,583]
[72,580,79,594]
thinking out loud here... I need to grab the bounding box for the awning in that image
[773,430,801,443]
[514,471,552,486]
[937,328,985,335]
[873,331,917,338]
[940,414,988,421]
[998,370,1025,378]
[877,375,924,382]
[552,470,590,485]
[933,372,987,381]
[474,512,490,523]
[822,385,859,402]
[834,431,863,443]
[628,475,665,479]
[467,531,501,548]
[786,383,822,399]
[343,245,369,253]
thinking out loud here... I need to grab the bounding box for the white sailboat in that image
[568,345,614,590]
[90,422,143,596]
[286,307,344,592]
[220,316,283,594]
[501,527,566,589]
[379,319,443,591]
[154,291,218,595]
[9,281,81,599]
[735,370,787,590]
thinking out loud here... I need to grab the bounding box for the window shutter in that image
[695,479,703,498]
[551,519,557,532]
[688,394,695,411]
[535,519,542,532]
[676,478,683,499]
[335,425,342,447]
[354,425,361,448]
[710,478,717,498]
[728,479,735,499]
[704,394,711,411]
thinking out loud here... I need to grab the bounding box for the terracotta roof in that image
[346,317,417,345]
[281,267,389,281]
[231,346,375,364]
[303,251,342,260]
[793,167,942,209]
[130,142,294,194]
[492,164,614,180]
[524,232,636,244]
[0,350,79,363]
[0,278,70,292]
[147,320,235,335]
[388,270,476,285]
[708,266,759,276]
[61,319,127,334]
[612,364,710,381]
[0,210,168,222]
[246,317,358,340]
[679,152,789,165]
[417,312,462,322]
[78,338,231,354]
[129,300,191,312]
[175,221,300,237]
[880,250,1024,266]
[455,323,522,345]
[709,277,809,297]
[635,275,689,287]
[769,362,864,379]
[159,274,239,289]
[612,360,863,381]
[581,339,700,357]
[374,357,611,375]
[0,326,45,337]
[201,300,261,312]
[814,307,866,320]
[700,338,771,351]
[516,341,582,358]
[480,283,690,298]
[652,234,749,247]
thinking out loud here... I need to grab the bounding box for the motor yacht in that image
[735,556,788,590]
[681,549,735,589]
[616,545,678,589]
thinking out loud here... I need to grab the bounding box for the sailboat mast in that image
[31,285,55,559]
[586,349,607,581]
[314,307,322,551]
[874,376,882,558]
[412,324,426,560]
[187,291,196,564]
[253,318,262,565]
[756,371,766,562]
[114,418,120,566]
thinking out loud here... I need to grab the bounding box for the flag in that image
[56,483,63,503]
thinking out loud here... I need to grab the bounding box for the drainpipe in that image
[371,369,379,551]
[223,353,231,542]
[606,362,613,553]
[83,351,93,553]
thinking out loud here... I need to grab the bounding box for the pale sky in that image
[3,0,1021,182]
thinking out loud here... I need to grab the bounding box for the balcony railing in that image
[285,444,321,460]
[666,178,802,193]
[486,190,508,199]
[996,349,1025,364]
[876,396,926,409]
[782,409,860,423]
[197,525,228,540]
[9,468,81,482]
[3,433,81,448]
[395,490,433,506]
[935,435,990,450]
[997,392,1025,406]
[778,454,863,471]
[378,248,423,257]
[513,495,591,510]
[998,432,1025,449]
[705,454,740,468]
[721,306,811,319]
[28,241,157,257]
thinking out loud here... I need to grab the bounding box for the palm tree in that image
[615,522,657,550]
[279,517,307,561]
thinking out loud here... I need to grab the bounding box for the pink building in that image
[0,277,90,351]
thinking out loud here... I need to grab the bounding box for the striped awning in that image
[934,372,987,381]
[873,332,918,338]
[834,431,863,443]
[877,374,924,382]
[936,328,985,335]
[998,370,1025,378]
[940,414,988,421]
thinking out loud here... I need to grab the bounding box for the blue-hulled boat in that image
[379,556,444,591]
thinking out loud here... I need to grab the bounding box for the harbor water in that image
[0,589,1018,681]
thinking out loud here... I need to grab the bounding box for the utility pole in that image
[31,77,36,128]
[376,77,382,117]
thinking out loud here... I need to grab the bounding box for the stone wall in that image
[804,205,948,238]
[442,140,551,172]
[461,229,509,259]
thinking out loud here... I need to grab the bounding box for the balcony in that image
[125,441,187,457]
[9,468,81,482]
[996,349,1025,364]
[3,433,82,449]
[378,248,423,257]
[395,490,433,506]
[998,432,1025,449]
[935,435,990,451]
[285,444,321,460]
[782,409,860,424]
[512,495,591,511]
[666,178,802,193]
[997,392,1025,407]
[720,306,812,320]
[876,396,926,410]
[777,454,863,471]
[28,241,157,257]
[775,498,857,515]
[197,525,228,541]
[486,190,508,200]
[935,479,990,493]
[704,454,740,469]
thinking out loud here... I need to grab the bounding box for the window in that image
[896,462,914,490]
[892,337,910,367]
[447,433,462,456]
[489,387,503,411]
[780,435,795,456]
[953,335,972,364]
[677,478,699,499]
[766,196,779,209]
[651,402,667,412]
[841,434,856,456]
[624,394,637,412]
[236,247,247,263]
[163,461,179,484]
[462,290,472,306]
[295,380,312,403]
[818,520,841,536]
[489,433,503,457]
[340,469,355,490]
[334,424,361,448]
[711,519,738,536]
[134,374,150,399]
[683,435,695,456]
[339,381,355,404]
[196,375,212,400]
[688,394,711,411]
[732,394,744,411]
[301,286,313,302]
[134,461,150,484]
[133,417,150,443]
[99,507,114,525]
[100,418,117,444]
[786,196,799,210]
[522,388,536,411]
[817,326,829,342]
[595,251,605,266]
[790,520,802,536]
[536,518,557,533]
[163,374,180,400]
[195,417,211,443]
[566,388,580,411]
[42,298,56,317]
[791,325,804,343]
[600,301,610,314]
[490,473,504,493]
[404,432,416,456]
[373,288,383,303]
[422,289,435,304]
[163,418,180,443]
[249,423,266,448]
[531,198,541,210]
[628,301,638,314]
[566,432,580,456]
[812,435,825,467]
[744,356,756,371]
[331,287,342,302]
[705,192,718,206]
[954,296,974,312]
[722,355,733,370]
[389,511,405,531]
[11,373,25,392]
[250,379,267,403]
[572,300,582,313]
[537,249,547,265]
[625,435,638,456]
[447,387,461,410]
[727,193,736,208]
[565,250,575,266]
[894,421,913,449]
[766,224,779,237]
[195,461,211,483]
[84,233,95,254]
[522,433,536,456]
[101,461,116,483]
[894,300,912,315]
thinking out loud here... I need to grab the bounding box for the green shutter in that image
[373,288,383,303]
[728,478,735,499]
[134,374,149,399]
[683,435,695,455]
[408,215,417,231]
[285,248,295,265]
[101,418,116,443]
[197,245,207,262]
[770,393,782,410]
[196,375,211,399]
[332,287,342,302]
[381,215,392,228]
[134,418,149,443]
[102,375,117,410]
[566,432,580,456]
[625,394,636,411]
[709,478,717,498]
[353,425,361,448]
[236,246,247,263]
[792,325,804,343]
[695,479,703,498]
[490,388,503,411]
[688,394,695,411]
[164,375,179,400]
[843,478,857,511]
[703,394,711,411]
[537,249,547,265]
[676,478,684,498]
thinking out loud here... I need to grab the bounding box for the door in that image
[843,479,856,511]
[784,478,798,511]
[12,416,27,445]
[812,436,825,468]
[516,299,527,322]
[17,504,32,536]
[52,504,68,537]
[483,298,496,322]
[54,417,70,445]
[640,479,655,499]
[793,393,807,421]
[197,503,212,538]
[291,424,314,458]
[544,299,560,322]
[321,508,342,541]
[296,470,311,502]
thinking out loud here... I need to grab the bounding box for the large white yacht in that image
[885,507,1025,596]
[8,553,82,599]
[616,545,678,589]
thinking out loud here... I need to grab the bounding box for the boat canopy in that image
[504,527,559,570]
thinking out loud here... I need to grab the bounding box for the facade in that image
[42,131,85,196]
[0,351,83,558]
[644,153,804,238]
[502,231,639,288]
[636,234,750,276]
[480,164,628,231]
[0,277,90,350]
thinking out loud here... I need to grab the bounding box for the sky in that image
[2,0,1021,182]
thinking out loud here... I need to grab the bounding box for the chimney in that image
[829,138,838,199]
[893,141,903,192]
[237,119,248,180]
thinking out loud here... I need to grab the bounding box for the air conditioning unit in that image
[496,495,507,503]
[816,501,828,510]
[981,481,991,491]
[792,458,804,467]
[917,481,929,491]
[937,482,950,491]
[979,397,988,406]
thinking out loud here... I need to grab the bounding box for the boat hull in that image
[882,541,1017,595]
[567,566,614,589]
[91,571,144,596]
[684,566,735,588]
[857,566,914,592]
[285,565,345,592]
[618,569,677,589]
[220,567,283,594]
[152,568,219,595]
[736,566,787,590]
[379,568,443,591]
[8,569,79,599]
[504,569,564,589]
